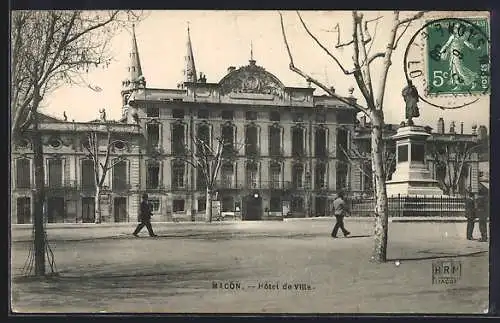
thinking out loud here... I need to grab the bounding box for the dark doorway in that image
[315,196,328,217]
[114,197,128,222]
[82,197,95,223]
[47,197,65,223]
[17,197,31,224]
[243,193,263,220]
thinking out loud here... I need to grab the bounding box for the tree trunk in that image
[95,186,101,224]
[205,188,213,223]
[370,110,389,263]
[32,107,46,276]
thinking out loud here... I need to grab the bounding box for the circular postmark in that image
[404,16,490,110]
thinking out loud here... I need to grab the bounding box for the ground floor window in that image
[198,198,206,211]
[47,197,65,223]
[17,197,31,224]
[149,198,160,212]
[113,197,128,223]
[81,197,95,223]
[173,199,185,212]
[291,197,304,213]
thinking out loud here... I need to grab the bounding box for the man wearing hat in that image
[133,193,158,237]
[331,191,351,238]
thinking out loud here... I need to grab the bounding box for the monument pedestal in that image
[386,125,444,197]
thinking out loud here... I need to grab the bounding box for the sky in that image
[40,10,489,133]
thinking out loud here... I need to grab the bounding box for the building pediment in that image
[219,62,285,97]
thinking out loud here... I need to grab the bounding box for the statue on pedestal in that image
[401,80,420,126]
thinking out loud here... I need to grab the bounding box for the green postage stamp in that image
[426,17,490,96]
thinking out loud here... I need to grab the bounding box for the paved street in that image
[10,219,489,313]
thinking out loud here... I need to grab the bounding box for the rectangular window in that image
[221,125,234,155]
[197,168,207,190]
[81,159,95,189]
[292,165,304,188]
[112,160,127,190]
[146,162,160,189]
[172,124,185,155]
[245,126,258,155]
[336,162,348,190]
[147,123,160,148]
[173,199,185,212]
[315,164,326,189]
[315,112,326,123]
[245,111,257,120]
[146,105,160,118]
[149,198,160,212]
[48,159,63,188]
[315,128,327,157]
[269,127,281,156]
[16,159,31,189]
[198,109,209,119]
[197,124,210,154]
[270,165,281,188]
[246,166,257,188]
[172,164,185,189]
[198,198,206,211]
[292,128,304,156]
[337,128,349,160]
[221,165,233,188]
[291,197,304,212]
[270,111,280,122]
[221,110,233,120]
[172,109,185,119]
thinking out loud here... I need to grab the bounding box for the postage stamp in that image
[425,17,490,96]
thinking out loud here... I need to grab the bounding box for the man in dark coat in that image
[476,194,488,242]
[402,80,420,125]
[331,192,351,238]
[465,191,477,240]
[133,193,158,237]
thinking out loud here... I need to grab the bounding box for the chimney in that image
[360,115,366,127]
[227,66,236,73]
[449,121,455,134]
[330,86,335,94]
[472,124,477,135]
[479,125,488,140]
[437,117,445,134]
[460,122,464,134]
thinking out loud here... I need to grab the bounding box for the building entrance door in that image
[243,192,262,221]
[82,197,95,223]
[114,197,128,222]
[17,197,31,224]
[47,197,65,223]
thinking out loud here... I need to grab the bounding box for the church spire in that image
[123,24,146,90]
[184,23,197,83]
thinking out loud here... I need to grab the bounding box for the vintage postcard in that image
[10,10,490,314]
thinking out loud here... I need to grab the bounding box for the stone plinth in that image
[386,125,444,197]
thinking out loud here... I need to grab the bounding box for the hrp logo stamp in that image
[432,260,462,285]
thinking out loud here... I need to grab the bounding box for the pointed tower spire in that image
[123,24,145,90]
[184,23,197,83]
[249,41,256,66]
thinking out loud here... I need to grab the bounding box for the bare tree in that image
[428,140,481,196]
[83,125,126,224]
[180,134,246,223]
[280,11,424,262]
[11,10,144,276]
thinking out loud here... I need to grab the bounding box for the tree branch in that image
[279,11,369,115]
[296,11,356,75]
[397,11,425,26]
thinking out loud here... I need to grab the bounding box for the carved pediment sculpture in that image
[219,64,285,97]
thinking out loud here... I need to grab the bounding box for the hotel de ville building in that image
[9,26,401,224]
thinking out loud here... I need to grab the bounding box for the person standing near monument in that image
[465,191,477,240]
[331,192,351,238]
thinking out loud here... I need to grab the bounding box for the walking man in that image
[133,193,158,237]
[465,191,477,240]
[331,192,351,238]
